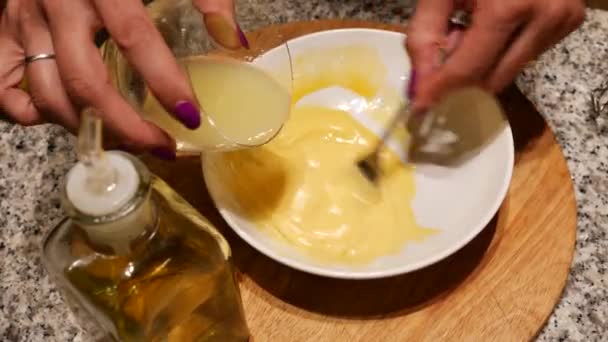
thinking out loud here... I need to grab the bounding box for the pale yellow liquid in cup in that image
[142,56,291,152]
[205,45,436,265]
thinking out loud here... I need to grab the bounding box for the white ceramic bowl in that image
[203,29,514,279]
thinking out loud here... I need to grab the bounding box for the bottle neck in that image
[64,153,157,256]
[79,192,158,255]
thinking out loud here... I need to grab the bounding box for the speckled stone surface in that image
[517,9,608,341]
[1,1,607,341]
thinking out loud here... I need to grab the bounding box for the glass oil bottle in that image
[42,109,250,341]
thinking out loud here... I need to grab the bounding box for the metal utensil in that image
[357,103,412,182]
[356,9,471,183]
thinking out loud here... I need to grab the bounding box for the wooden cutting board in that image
[144,20,577,342]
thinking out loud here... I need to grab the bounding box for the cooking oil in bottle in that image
[42,109,249,341]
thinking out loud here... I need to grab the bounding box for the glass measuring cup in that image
[102,0,293,153]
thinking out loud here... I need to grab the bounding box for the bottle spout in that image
[66,108,140,218]
[77,108,118,195]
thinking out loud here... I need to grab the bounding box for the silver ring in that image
[450,10,471,28]
[24,53,56,64]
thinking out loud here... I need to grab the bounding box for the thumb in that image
[405,0,455,80]
[410,28,464,114]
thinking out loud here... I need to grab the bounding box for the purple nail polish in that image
[174,101,201,129]
[237,26,250,49]
[151,147,176,161]
[407,69,417,100]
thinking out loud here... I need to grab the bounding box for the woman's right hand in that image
[0,0,248,159]
[406,0,584,113]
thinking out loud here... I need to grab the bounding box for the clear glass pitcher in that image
[102,0,293,154]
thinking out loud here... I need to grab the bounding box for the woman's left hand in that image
[0,0,245,157]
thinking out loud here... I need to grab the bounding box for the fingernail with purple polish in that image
[151,147,176,161]
[203,13,250,50]
[174,101,201,129]
[237,26,250,49]
[407,69,417,100]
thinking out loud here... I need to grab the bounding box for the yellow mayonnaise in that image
[205,44,436,265]
[291,45,387,103]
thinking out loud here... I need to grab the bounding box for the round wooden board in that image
[143,21,577,342]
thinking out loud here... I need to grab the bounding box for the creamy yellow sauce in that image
[205,44,436,265]
[291,45,387,103]
[291,44,410,142]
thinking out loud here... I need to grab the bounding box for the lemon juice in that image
[142,56,291,151]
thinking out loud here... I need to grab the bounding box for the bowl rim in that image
[203,28,515,279]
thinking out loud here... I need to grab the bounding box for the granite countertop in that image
[1,1,607,341]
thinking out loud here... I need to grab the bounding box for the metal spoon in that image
[357,10,472,183]
[356,102,411,182]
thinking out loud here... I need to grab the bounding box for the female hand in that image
[0,0,248,159]
[406,0,585,112]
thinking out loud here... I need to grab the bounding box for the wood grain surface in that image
[143,21,577,342]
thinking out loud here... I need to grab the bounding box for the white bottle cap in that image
[66,152,140,216]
